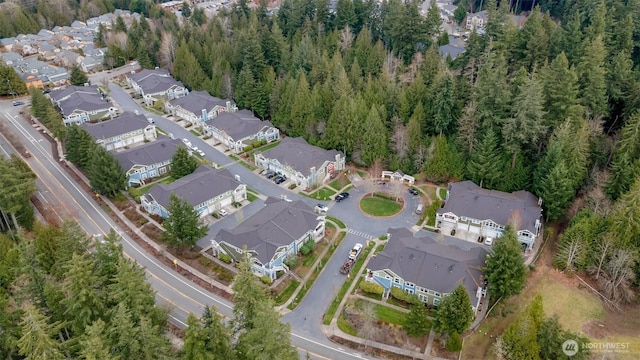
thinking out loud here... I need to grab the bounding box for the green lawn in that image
[307,187,337,200]
[337,314,358,336]
[359,196,403,216]
[425,199,443,227]
[326,216,346,229]
[246,189,259,202]
[328,175,351,191]
[248,141,279,157]
[374,244,386,254]
[189,129,201,137]
[128,176,175,201]
[273,280,299,306]
[374,304,408,326]
[439,188,447,200]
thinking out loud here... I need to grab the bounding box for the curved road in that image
[0,97,377,359]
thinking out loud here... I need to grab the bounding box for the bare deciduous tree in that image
[159,31,177,69]
[358,302,378,350]
[389,179,405,202]
[598,248,635,305]
[493,336,508,360]
[391,117,409,161]
[339,25,354,52]
[456,101,479,155]
[590,232,614,280]
[106,32,128,51]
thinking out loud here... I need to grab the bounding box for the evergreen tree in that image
[485,225,526,299]
[423,135,465,183]
[79,319,115,360]
[542,52,582,130]
[170,146,198,179]
[500,296,543,360]
[17,304,65,360]
[502,73,547,168]
[466,129,502,189]
[474,51,511,129]
[357,105,388,167]
[433,284,474,335]
[536,160,574,221]
[608,177,640,248]
[404,303,431,337]
[232,255,297,360]
[61,253,104,335]
[431,74,456,136]
[87,146,127,196]
[162,193,208,252]
[64,125,96,169]
[605,112,640,200]
[182,314,209,360]
[0,156,37,231]
[577,36,608,118]
[69,65,89,86]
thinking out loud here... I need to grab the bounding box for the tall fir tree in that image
[433,284,474,335]
[485,225,527,299]
[162,193,208,253]
[466,129,503,189]
[170,146,198,179]
[87,147,127,196]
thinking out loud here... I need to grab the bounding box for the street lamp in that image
[7,79,16,99]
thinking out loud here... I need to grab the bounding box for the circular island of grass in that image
[359,193,404,217]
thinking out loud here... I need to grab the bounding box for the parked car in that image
[265,171,276,179]
[191,146,199,152]
[196,149,205,157]
[182,138,192,148]
[409,188,419,196]
[147,117,154,124]
[485,237,494,246]
[12,101,24,106]
[218,209,228,217]
[315,204,328,213]
[274,176,286,184]
[335,192,350,202]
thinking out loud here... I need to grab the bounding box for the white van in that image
[485,237,494,246]
[415,203,424,215]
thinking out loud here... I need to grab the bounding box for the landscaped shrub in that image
[390,287,422,305]
[243,145,253,152]
[359,281,384,296]
[299,239,316,255]
[252,139,261,148]
[261,139,267,145]
[260,275,272,285]
[284,254,298,268]
[218,253,232,264]
[445,332,462,352]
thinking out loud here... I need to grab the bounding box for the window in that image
[406,289,414,295]
[406,282,415,288]
[434,292,441,297]
[159,167,166,175]
[393,278,401,284]
[433,299,440,306]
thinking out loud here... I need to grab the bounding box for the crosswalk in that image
[347,228,375,240]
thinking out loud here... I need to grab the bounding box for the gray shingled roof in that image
[169,90,231,115]
[112,136,183,170]
[260,137,342,175]
[205,109,274,140]
[438,44,466,59]
[82,112,149,139]
[58,92,110,115]
[214,197,319,264]
[368,228,487,305]
[130,68,183,94]
[437,181,542,233]
[50,85,99,103]
[146,165,240,209]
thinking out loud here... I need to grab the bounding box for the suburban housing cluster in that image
[365,183,542,311]
[0,10,140,88]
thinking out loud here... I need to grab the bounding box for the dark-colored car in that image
[274,176,286,184]
[12,101,24,106]
[409,188,419,196]
[335,192,350,202]
[265,171,276,179]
